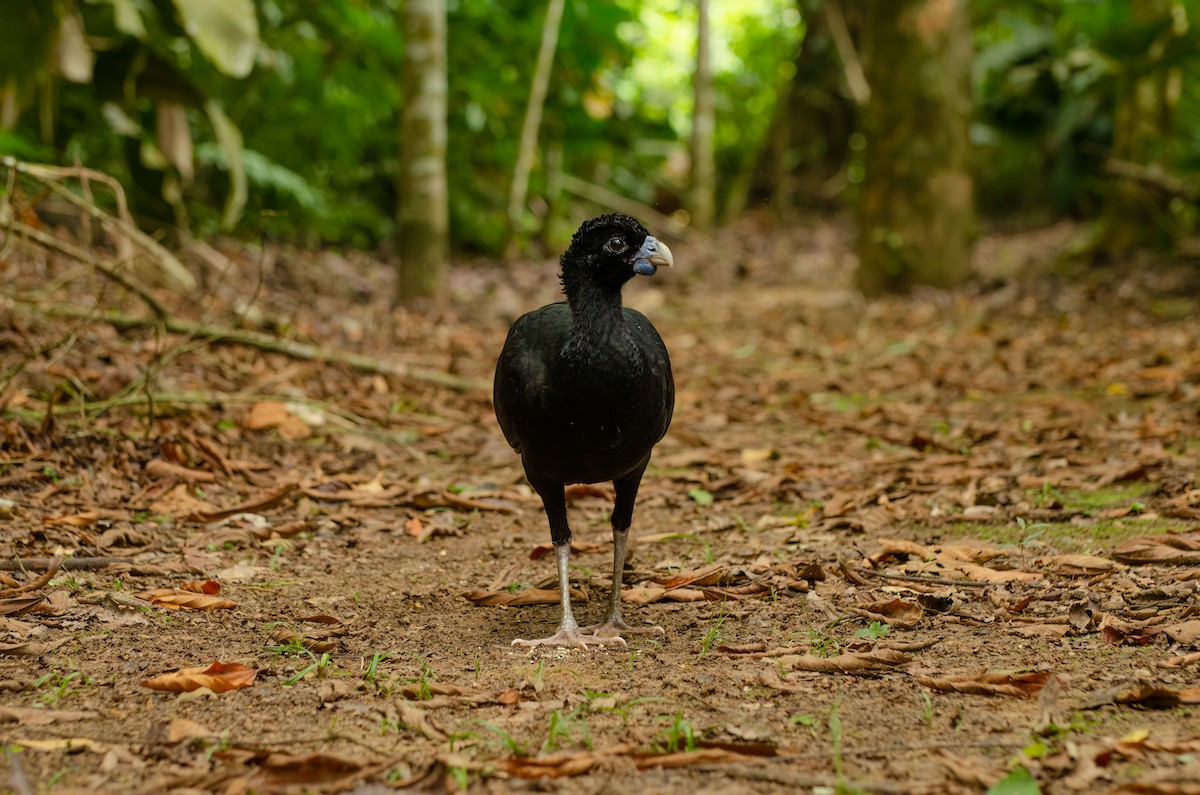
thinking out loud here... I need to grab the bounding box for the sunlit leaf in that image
[171,0,260,78]
[205,99,247,229]
[141,661,255,693]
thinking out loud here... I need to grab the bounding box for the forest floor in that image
[2,211,1200,795]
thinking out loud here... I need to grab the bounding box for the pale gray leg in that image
[512,544,626,648]
[582,528,664,638]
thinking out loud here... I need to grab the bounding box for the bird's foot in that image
[512,629,627,649]
[580,618,665,639]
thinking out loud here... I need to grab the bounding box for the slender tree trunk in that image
[856,0,973,296]
[688,0,715,231]
[1099,0,1180,259]
[397,0,448,301]
[505,0,566,260]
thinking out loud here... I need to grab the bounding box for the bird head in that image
[560,214,674,293]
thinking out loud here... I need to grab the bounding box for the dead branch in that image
[0,557,64,595]
[1104,158,1196,198]
[2,216,167,319]
[824,1,870,106]
[560,173,713,248]
[1,157,196,292]
[19,303,490,392]
[852,567,993,589]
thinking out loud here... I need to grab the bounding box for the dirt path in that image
[2,217,1199,794]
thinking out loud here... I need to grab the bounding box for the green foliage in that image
[987,766,1042,795]
[5,0,1197,254]
[1,0,801,253]
[652,711,698,753]
[973,1,1200,218]
[854,621,890,641]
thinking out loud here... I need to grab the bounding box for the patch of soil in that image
[2,213,1199,793]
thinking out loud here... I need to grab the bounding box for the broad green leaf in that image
[171,0,260,78]
[986,767,1041,795]
[687,488,714,507]
[204,99,246,229]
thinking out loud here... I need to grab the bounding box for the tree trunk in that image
[688,0,715,231]
[1099,0,1181,259]
[397,0,448,301]
[856,0,973,296]
[504,0,566,260]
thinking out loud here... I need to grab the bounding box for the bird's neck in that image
[564,282,628,351]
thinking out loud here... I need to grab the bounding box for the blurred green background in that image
[1,0,1198,288]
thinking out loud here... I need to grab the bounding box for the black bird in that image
[494,214,675,648]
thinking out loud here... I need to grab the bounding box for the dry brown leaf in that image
[874,539,933,561]
[1040,554,1121,576]
[137,588,237,611]
[852,597,923,629]
[632,747,765,770]
[497,749,619,778]
[776,649,911,675]
[95,526,153,552]
[245,401,310,439]
[166,717,214,743]
[1113,535,1200,566]
[700,583,772,600]
[1100,616,1160,647]
[0,639,68,656]
[399,682,485,700]
[298,614,342,625]
[622,586,669,605]
[12,737,107,753]
[1163,620,1200,647]
[0,597,44,617]
[914,670,1050,698]
[268,627,337,654]
[192,481,299,523]
[715,643,769,655]
[150,483,215,518]
[43,509,100,527]
[934,542,1004,563]
[256,751,366,786]
[145,458,218,483]
[178,579,222,595]
[1161,651,1200,668]
[654,563,732,588]
[955,561,1042,583]
[1108,683,1200,709]
[141,661,256,693]
[463,587,586,607]
[393,701,446,741]
[0,706,98,725]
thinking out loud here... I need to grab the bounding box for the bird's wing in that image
[493,304,572,453]
[623,307,675,443]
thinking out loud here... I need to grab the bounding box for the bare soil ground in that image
[2,213,1200,794]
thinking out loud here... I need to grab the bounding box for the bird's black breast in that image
[494,303,674,486]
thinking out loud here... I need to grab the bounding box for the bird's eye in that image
[604,237,627,254]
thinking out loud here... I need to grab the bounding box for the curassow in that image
[494,214,675,647]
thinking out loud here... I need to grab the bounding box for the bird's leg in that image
[582,467,665,638]
[513,474,625,649]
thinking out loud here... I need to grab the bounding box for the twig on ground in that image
[852,567,993,589]
[17,303,489,392]
[0,557,64,595]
